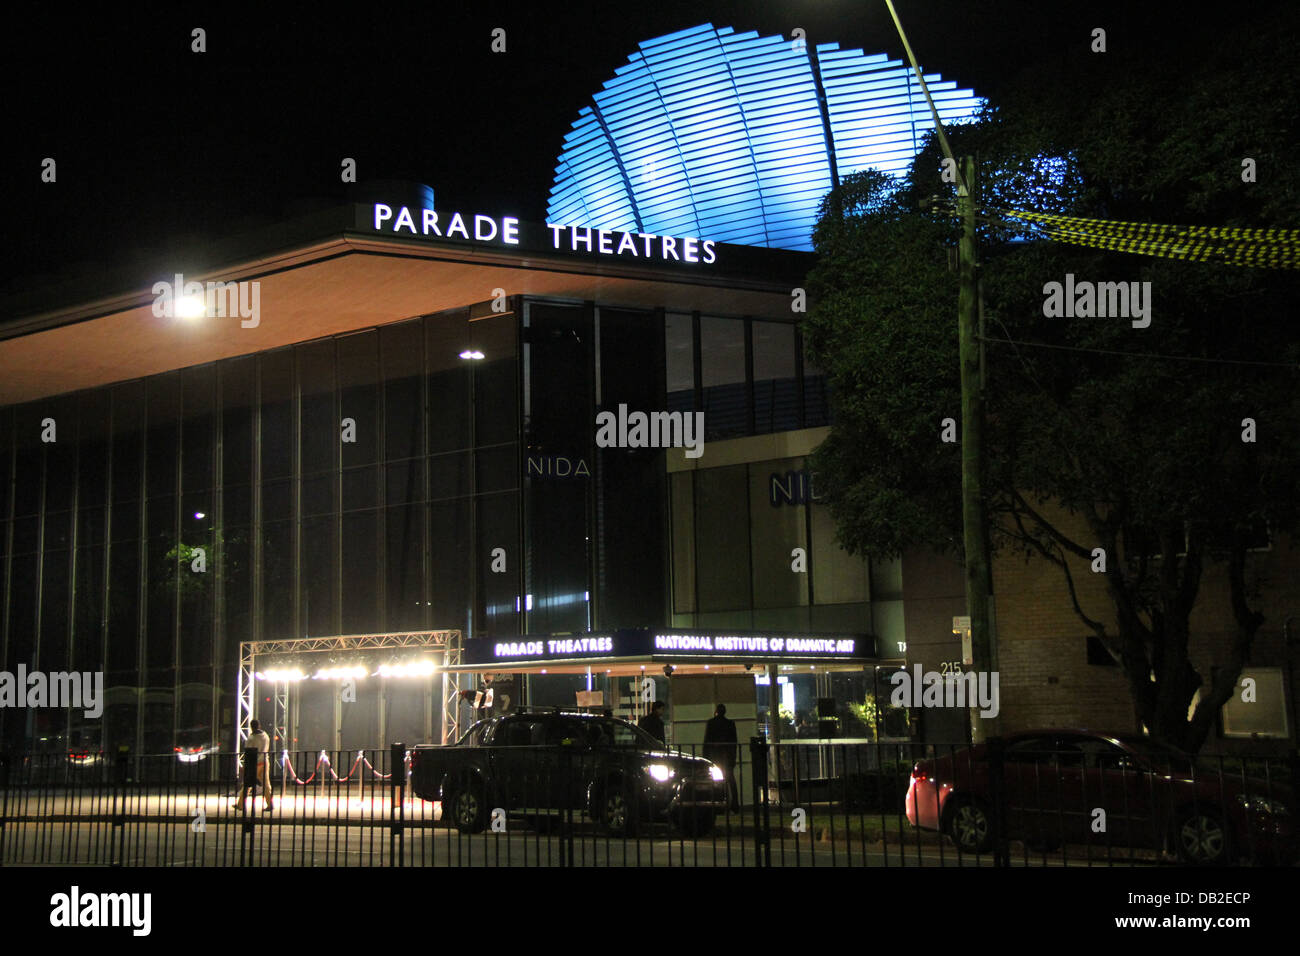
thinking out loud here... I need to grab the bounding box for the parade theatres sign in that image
[366,203,717,266]
[461,629,872,666]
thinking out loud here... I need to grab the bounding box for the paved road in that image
[1,788,1166,867]
[8,822,1103,867]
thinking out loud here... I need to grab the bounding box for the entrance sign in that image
[491,636,613,660]
[653,633,857,657]
[463,628,873,666]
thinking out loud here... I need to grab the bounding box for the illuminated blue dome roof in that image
[548,23,984,251]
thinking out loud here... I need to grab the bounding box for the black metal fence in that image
[0,740,1294,866]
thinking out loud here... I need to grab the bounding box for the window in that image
[498,719,543,747]
[748,460,806,609]
[338,331,380,467]
[802,342,829,427]
[665,313,695,414]
[382,320,424,462]
[220,357,256,486]
[298,340,336,476]
[426,310,471,455]
[1003,736,1057,764]
[180,365,215,493]
[111,385,145,505]
[700,317,746,440]
[1055,735,1130,770]
[1220,667,1289,739]
[146,374,180,499]
[260,350,294,480]
[611,721,643,747]
[460,720,491,747]
[545,718,590,746]
[695,465,751,612]
[752,321,798,433]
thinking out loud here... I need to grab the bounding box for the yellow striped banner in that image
[1000,209,1300,269]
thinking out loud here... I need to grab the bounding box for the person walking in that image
[703,703,740,812]
[234,719,274,812]
[638,700,667,745]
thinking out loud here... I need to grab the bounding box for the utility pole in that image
[957,155,997,742]
[886,2,998,743]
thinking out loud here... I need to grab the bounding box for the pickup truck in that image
[409,710,729,836]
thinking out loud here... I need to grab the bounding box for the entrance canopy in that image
[238,630,463,751]
[448,628,877,677]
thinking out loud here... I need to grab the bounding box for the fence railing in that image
[0,740,1294,866]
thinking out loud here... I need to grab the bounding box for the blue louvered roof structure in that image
[548,23,985,252]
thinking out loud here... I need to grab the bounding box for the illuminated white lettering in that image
[394,206,416,233]
[422,208,441,236]
[494,641,544,657]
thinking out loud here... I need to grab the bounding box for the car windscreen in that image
[456,720,492,747]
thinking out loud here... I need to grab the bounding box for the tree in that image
[801,17,1300,752]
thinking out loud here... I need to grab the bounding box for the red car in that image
[905,730,1295,865]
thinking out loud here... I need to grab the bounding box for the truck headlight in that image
[710,766,725,782]
[647,764,674,782]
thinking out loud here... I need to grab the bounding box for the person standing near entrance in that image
[638,700,667,745]
[703,703,740,812]
[234,719,274,812]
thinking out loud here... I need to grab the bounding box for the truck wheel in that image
[596,780,636,836]
[450,784,486,834]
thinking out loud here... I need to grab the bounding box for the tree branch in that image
[1009,489,1095,560]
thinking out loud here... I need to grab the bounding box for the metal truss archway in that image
[236,630,463,753]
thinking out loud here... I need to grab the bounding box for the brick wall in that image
[989,502,1300,755]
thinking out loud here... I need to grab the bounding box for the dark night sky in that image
[0,1,1261,302]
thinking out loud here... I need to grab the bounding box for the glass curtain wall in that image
[0,300,822,754]
[0,302,521,755]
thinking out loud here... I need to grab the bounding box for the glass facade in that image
[0,304,521,755]
[0,297,820,754]
[664,312,828,438]
[669,454,904,639]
